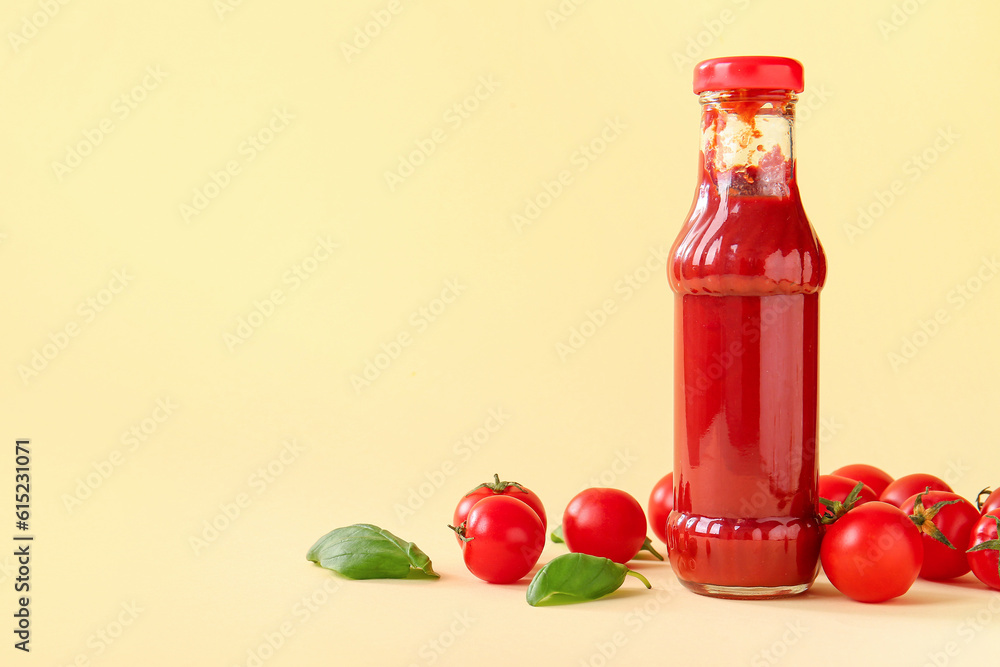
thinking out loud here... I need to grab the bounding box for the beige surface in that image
[3,0,1000,665]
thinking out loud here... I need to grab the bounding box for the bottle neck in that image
[699,90,797,198]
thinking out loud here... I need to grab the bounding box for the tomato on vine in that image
[820,501,923,603]
[819,474,877,520]
[901,490,979,580]
[647,472,674,547]
[563,488,661,564]
[452,474,546,544]
[977,487,1000,517]
[830,463,894,498]
[967,513,1000,590]
[451,495,545,584]
[879,473,952,507]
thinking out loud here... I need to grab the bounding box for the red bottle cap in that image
[693,56,804,93]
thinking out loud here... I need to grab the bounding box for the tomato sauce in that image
[665,86,826,596]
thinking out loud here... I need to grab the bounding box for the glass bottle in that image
[665,57,827,599]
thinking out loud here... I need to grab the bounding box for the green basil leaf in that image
[550,524,564,544]
[526,553,650,606]
[306,523,439,579]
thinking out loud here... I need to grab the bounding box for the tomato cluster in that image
[448,467,1000,603]
[450,475,667,584]
[820,464,1000,601]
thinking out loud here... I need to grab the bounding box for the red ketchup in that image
[665,57,827,599]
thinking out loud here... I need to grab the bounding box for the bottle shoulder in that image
[668,189,826,296]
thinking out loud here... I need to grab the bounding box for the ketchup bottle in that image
[665,57,826,599]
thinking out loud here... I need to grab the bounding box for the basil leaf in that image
[526,553,650,606]
[306,523,439,579]
[550,524,564,544]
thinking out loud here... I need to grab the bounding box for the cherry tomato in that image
[563,488,649,564]
[453,474,546,544]
[820,501,923,603]
[967,513,1000,590]
[454,495,544,584]
[879,473,952,507]
[831,464,894,498]
[647,472,674,546]
[818,475,878,519]
[900,490,979,580]
[977,487,1000,516]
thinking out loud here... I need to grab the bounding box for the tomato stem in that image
[640,537,664,561]
[447,524,474,543]
[977,487,993,512]
[907,490,962,549]
[465,473,527,496]
[819,481,866,525]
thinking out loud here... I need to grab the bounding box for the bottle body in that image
[665,84,826,598]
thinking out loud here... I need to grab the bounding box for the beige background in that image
[3,0,1000,665]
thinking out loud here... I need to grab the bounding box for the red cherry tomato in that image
[879,473,952,507]
[900,490,979,580]
[453,474,546,544]
[818,475,878,519]
[977,488,1000,516]
[831,464,894,498]
[455,495,544,584]
[647,473,674,546]
[820,502,923,603]
[563,488,649,564]
[967,513,1000,590]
